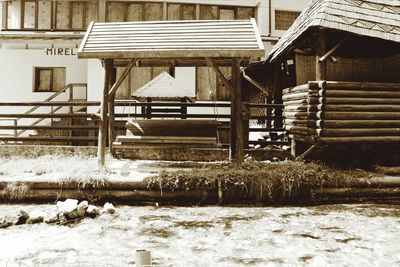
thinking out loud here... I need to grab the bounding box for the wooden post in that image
[145,97,152,119]
[98,59,112,166]
[273,62,283,128]
[108,66,116,157]
[232,58,244,163]
[180,97,187,119]
[316,30,327,81]
[230,87,237,161]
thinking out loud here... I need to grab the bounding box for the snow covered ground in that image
[0,204,399,266]
[0,155,193,183]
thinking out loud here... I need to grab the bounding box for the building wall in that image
[0,0,310,105]
[0,48,87,108]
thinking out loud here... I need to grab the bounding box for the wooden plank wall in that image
[296,54,400,85]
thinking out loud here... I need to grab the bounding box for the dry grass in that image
[145,160,372,202]
[1,182,29,200]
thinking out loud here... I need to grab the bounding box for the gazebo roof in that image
[132,72,195,100]
[78,19,264,59]
[268,0,400,62]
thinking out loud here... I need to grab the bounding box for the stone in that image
[77,201,89,217]
[57,199,79,219]
[102,202,116,215]
[0,215,17,228]
[44,213,59,224]
[26,210,45,224]
[58,213,68,225]
[16,210,29,225]
[86,205,100,218]
[57,199,78,213]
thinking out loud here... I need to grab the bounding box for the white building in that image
[0,0,310,139]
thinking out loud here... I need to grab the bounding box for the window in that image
[275,10,300,30]
[5,0,98,30]
[106,2,163,22]
[34,67,66,92]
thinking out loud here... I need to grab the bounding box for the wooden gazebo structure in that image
[78,19,264,165]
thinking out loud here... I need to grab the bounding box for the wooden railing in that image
[14,83,87,137]
[0,100,287,147]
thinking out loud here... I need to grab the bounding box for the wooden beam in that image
[108,66,117,157]
[206,57,234,95]
[98,59,112,166]
[316,30,327,80]
[242,68,268,94]
[108,58,137,97]
[318,36,349,62]
[232,57,244,163]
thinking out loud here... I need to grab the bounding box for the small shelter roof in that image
[268,0,400,62]
[78,19,264,59]
[132,72,195,100]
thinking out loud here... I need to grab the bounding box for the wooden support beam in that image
[98,59,112,166]
[242,68,268,94]
[318,36,349,62]
[108,58,137,97]
[316,30,327,80]
[206,57,234,95]
[232,57,244,163]
[108,67,117,157]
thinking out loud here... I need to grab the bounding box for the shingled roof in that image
[268,0,400,61]
[78,19,264,59]
[132,72,195,100]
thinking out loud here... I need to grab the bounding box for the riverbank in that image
[1,204,400,266]
[1,155,400,205]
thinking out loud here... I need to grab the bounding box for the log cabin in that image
[248,0,400,164]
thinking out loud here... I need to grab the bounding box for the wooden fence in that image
[0,101,286,147]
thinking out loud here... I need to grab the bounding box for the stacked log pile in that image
[283,81,400,144]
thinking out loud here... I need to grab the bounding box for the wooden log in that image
[282,91,318,101]
[320,111,400,120]
[282,84,309,95]
[284,104,318,112]
[284,119,312,127]
[308,81,326,90]
[325,81,400,91]
[284,111,317,119]
[321,90,400,98]
[320,104,400,112]
[285,97,319,106]
[317,120,400,128]
[311,187,400,198]
[285,126,310,135]
[317,128,400,137]
[319,136,400,144]
[322,97,400,105]
[232,57,244,163]
[98,59,112,166]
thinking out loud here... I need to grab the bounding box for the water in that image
[0,204,400,266]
